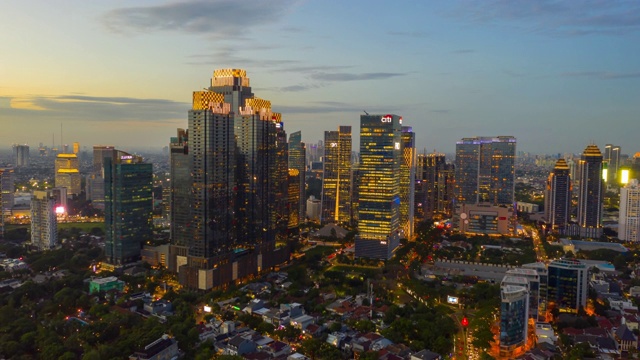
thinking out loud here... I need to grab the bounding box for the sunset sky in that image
[1,0,639,154]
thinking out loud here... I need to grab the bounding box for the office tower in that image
[577,144,604,238]
[171,69,290,289]
[620,179,640,242]
[355,114,402,259]
[89,146,116,209]
[30,190,57,250]
[14,144,30,167]
[0,167,14,237]
[168,129,189,271]
[73,142,80,155]
[522,262,548,319]
[415,153,455,222]
[547,258,588,313]
[306,195,321,222]
[288,169,301,229]
[273,122,289,237]
[604,144,621,183]
[321,126,352,225]
[544,159,572,234]
[50,187,68,216]
[399,126,416,239]
[54,153,81,197]
[499,284,529,354]
[104,151,153,265]
[288,131,306,226]
[455,136,516,205]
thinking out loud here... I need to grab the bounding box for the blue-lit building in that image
[355,114,402,259]
[547,258,588,313]
[104,151,153,265]
[500,284,529,355]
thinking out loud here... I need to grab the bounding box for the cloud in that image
[279,85,318,92]
[103,0,297,36]
[277,102,401,114]
[5,95,188,122]
[309,72,406,82]
[451,0,640,36]
[561,71,640,79]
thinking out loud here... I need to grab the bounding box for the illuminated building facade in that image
[544,159,572,234]
[288,131,306,227]
[321,126,352,225]
[454,136,516,205]
[55,153,81,196]
[415,153,454,223]
[547,258,588,313]
[355,114,402,259]
[171,69,290,289]
[169,129,190,272]
[399,127,416,239]
[30,190,57,251]
[620,179,640,242]
[14,144,30,167]
[104,151,153,265]
[499,284,529,355]
[577,144,604,238]
[0,167,14,237]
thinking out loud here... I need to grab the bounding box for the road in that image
[526,225,548,262]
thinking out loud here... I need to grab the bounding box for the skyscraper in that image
[171,69,290,289]
[547,258,588,313]
[168,128,189,272]
[104,151,153,265]
[55,153,81,196]
[544,159,572,234]
[288,131,306,227]
[577,144,604,238]
[355,114,402,259]
[0,167,14,237]
[321,126,352,225]
[455,136,516,205]
[415,153,455,222]
[620,179,640,242]
[14,144,30,168]
[30,190,57,251]
[399,127,416,239]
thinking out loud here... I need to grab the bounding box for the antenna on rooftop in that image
[363,110,369,115]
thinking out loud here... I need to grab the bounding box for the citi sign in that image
[381,115,393,123]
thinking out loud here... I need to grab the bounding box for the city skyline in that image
[1,1,639,154]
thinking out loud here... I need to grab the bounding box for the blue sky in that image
[1,0,638,154]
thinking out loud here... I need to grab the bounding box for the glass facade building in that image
[104,152,153,265]
[321,126,352,225]
[399,127,416,239]
[288,131,306,227]
[355,114,402,259]
[500,284,529,351]
[547,258,588,313]
[620,180,640,242]
[455,136,516,205]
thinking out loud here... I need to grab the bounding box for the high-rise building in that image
[415,153,455,223]
[455,136,516,205]
[73,142,80,155]
[170,69,290,289]
[504,269,540,321]
[355,114,402,259]
[620,179,640,242]
[544,159,572,234]
[321,126,352,225]
[14,144,30,168]
[168,129,190,272]
[104,151,153,265]
[55,153,81,196]
[88,145,116,209]
[0,167,14,237]
[604,144,621,183]
[30,190,57,251]
[547,258,588,313]
[499,284,529,355]
[399,127,416,240]
[577,144,604,238]
[288,131,306,226]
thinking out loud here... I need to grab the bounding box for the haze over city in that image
[1,0,639,154]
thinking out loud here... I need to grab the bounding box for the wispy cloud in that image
[452,0,640,36]
[5,95,187,122]
[103,0,297,36]
[561,71,640,79]
[309,72,406,82]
